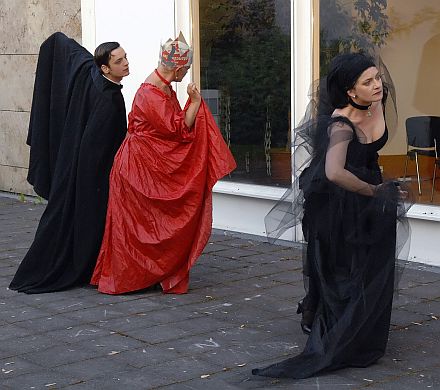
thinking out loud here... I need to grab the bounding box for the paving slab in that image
[1,195,440,389]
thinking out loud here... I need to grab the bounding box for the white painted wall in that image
[81,0,191,114]
[212,182,294,240]
[406,205,440,266]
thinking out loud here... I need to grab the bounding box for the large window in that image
[317,0,440,205]
[199,0,292,187]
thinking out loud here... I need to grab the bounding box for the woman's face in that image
[348,66,383,104]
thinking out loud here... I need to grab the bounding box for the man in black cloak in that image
[9,32,129,293]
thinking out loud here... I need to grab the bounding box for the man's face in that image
[102,47,129,83]
[174,66,190,82]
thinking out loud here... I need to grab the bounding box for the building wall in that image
[82,0,189,115]
[0,0,81,195]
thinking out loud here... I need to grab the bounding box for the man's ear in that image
[174,67,181,80]
[101,64,110,75]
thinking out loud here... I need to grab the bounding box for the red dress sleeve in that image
[91,92,236,295]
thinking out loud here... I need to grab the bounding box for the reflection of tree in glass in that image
[200,0,290,150]
[320,0,390,75]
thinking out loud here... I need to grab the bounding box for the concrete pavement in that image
[1,195,440,389]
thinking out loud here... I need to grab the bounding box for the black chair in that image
[404,116,439,195]
[430,118,440,201]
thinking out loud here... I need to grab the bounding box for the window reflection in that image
[199,0,292,186]
[318,0,440,205]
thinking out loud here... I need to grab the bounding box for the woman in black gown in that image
[253,53,410,379]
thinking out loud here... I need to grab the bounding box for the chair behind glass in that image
[430,117,440,201]
[404,116,437,195]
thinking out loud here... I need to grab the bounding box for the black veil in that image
[264,57,412,266]
[253,56,414,379]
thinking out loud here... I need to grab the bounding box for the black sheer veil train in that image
[253,55,413,379]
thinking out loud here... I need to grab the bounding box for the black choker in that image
[348,97,372,116]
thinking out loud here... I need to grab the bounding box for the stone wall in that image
[0,0,81,195]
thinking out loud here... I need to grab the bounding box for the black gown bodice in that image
[345,121,388,186]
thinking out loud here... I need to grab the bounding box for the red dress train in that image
[90,83,236,294]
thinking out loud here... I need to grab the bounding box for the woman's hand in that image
[187,82,201,103]
[396,185,408,200]
[375,182,408,200]
[392,181,409,200]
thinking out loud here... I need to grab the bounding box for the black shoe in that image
[297,301,314,335]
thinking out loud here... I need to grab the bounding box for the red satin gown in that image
[90,83,236,294]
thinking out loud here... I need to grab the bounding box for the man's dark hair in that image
[94,42,120,73]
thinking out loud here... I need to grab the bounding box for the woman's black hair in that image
[326,53,376,109]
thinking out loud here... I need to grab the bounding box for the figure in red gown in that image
[91,32,236,294]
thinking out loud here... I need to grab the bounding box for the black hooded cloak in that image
[9,32,127,293]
